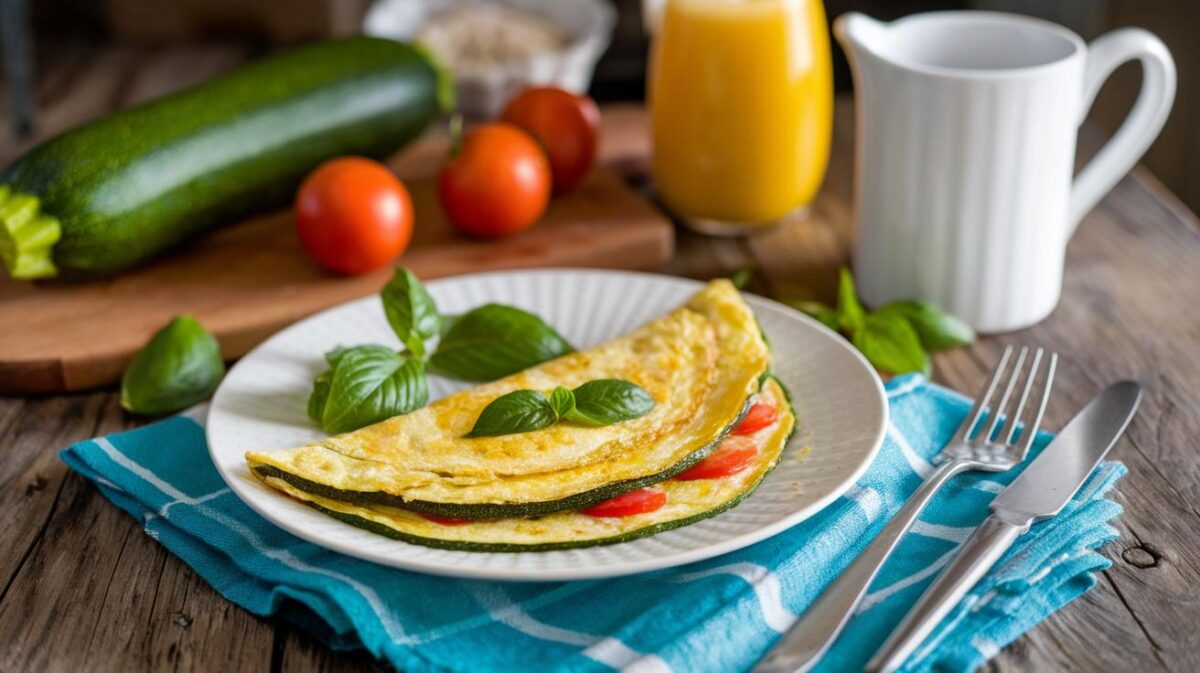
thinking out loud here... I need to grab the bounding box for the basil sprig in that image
[307,267,574,434]
[121,315,225,416]
[466,379,655,438]
[792,268,975,376]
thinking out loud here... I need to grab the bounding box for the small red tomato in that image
[733,403,778,435]
[295,157,413,275]
[580,488,667,518]
[501,87,601,193]
[676,437,759,481]
[420,513,471,526]
[439,122,551,238]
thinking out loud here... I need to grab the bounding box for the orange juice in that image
[648,0,832,233]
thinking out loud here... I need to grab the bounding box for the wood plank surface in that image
[1,39,1198,673]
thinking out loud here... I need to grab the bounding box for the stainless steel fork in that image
[752,345,1057,673]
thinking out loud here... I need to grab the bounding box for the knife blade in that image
[867,380,1143,673]
[989,379,1142,525]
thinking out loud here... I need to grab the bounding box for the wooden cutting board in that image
[0,115,671,394]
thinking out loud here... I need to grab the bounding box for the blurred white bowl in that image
[364,0,615,119]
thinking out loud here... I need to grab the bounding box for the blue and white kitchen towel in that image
[61,373,1125,673]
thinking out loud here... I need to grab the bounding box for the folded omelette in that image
[247,279,773,522]
[260,378,794,551]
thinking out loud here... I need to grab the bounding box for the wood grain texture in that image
[1,41,1197,673]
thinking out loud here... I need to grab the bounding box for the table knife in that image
[866,380,1142,673]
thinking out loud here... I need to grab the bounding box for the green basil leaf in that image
[877,300,975,351]
[311,344,371,422]
[430,304,574,381]
[121,315,225,416]
[307,369,334,423]
[792,300,840,331]
[566,379,656,426]
[439,313,461,339]
[549,386,575,418]
[380,268,440,358]
[852,313,930,376]
[837,267,866,333]
[324,345,352,366]
[320,346,429,434]
[466,390,558,438]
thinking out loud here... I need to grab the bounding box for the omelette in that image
[260,379,794,550]
[247,279,776,533]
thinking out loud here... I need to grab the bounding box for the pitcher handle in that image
[1068,28,1175,233]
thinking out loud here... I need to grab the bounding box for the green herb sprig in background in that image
[796,268,975,376]
[466,379,656,438]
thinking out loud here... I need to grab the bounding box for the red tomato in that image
[421,513,471,526]
[676,437,759,481]
[439,122,551,238]
[580,488,667,518]
[501,87,600,193]
[733,403,778,435]
[294,157,413,275]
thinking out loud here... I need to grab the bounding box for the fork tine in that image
[1017,352,1057,452]
[999,348,1044,444]
[951,345,1014,444]
[983,346,1029,442]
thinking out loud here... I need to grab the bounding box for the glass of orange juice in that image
[647,0,833,235]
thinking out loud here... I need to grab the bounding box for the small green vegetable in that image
[877,300,975,351]
[121,315,225,416]
[315,345,428,434]
[466,379,655,438]
[380,268,440,357]
[431,304,573,381]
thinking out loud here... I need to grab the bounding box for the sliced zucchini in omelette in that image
[258,379,795,551]
[247,279,770,518]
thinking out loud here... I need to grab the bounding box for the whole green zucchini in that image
[0,37,451,279]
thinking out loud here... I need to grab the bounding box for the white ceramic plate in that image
[208,269,887,580]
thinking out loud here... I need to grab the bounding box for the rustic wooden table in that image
[2,41,1198,672]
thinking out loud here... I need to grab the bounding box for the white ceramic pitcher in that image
[835,11,1175,332]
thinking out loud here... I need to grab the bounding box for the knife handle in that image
[866,516,1027,673]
